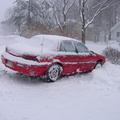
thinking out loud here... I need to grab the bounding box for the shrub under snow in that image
[103,41,120,65]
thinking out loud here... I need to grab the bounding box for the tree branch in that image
[65,0,76,15]
[85,0,108,28]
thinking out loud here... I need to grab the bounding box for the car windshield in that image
[29,36,58,52]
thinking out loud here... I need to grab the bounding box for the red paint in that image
[1,52,105,76]
[1,36,106,76]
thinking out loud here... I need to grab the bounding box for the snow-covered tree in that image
[39,0,56,30]
[3,0,120,39]
[54,0,76,35]
[4,0,56,35]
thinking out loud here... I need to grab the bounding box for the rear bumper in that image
[1,52,50,76]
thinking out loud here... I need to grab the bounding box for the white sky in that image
[0,0,15,21]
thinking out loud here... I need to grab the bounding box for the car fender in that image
[52,59,63,66]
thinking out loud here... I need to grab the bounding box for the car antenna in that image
[41,35,45,53]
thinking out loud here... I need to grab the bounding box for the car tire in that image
[94,61,102,69]
[46,64,62,82]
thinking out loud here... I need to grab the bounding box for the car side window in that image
[59,40,76,52]
[74,41,89,53]
[59,42,65,51]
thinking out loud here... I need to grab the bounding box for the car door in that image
[74,41,96,72]
[57,40,79,75]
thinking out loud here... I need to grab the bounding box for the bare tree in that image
[79,0,120,44]
[55,0,76,34]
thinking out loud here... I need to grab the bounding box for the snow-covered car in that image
[1,35,105,82]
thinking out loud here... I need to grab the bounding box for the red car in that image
[1,35,105,82]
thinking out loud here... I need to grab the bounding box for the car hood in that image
[6,43,50,56]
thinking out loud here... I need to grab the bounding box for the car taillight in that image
[22,55,38,61]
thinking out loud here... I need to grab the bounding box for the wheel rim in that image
[48,65,60,81]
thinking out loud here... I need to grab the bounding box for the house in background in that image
[111,21,120,42]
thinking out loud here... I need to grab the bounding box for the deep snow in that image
[0,36,120,120]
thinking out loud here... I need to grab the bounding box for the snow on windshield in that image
[30,34,79,52]
[29,35,60,52]
[6,35,62,56]
[5,35,80,56]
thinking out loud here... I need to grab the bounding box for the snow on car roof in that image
[29,34,79,51]
[6,35,81,57]
[32,34,77,41]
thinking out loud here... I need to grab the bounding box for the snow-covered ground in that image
[0,36,120,120]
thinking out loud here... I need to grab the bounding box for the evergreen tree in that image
[5,0,56,34]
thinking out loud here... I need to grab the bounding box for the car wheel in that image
[46,64,62,82]
[94,61,102,69]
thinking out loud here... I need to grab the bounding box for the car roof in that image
[30,35,81,52]
[32,34,79,42]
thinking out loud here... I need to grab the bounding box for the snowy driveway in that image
[0,36,120,120]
